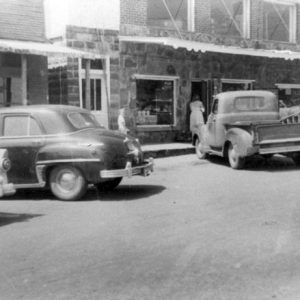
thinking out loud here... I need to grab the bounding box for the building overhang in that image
[120,36,300,61]
[0,38,100,59]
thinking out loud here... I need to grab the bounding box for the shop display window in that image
[136,78,175,126]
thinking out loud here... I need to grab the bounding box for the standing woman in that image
[189,95,205,133]
[190,95,206,159]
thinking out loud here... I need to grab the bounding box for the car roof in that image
[0,104,88,114]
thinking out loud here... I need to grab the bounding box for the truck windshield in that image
[234,96,276,112]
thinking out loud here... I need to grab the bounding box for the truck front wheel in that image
[228,143,245,169]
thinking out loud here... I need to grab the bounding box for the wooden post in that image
[85,59,91,110]
[21,55,27,105]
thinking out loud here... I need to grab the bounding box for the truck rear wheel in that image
[195,137,207,159]
[49,165,87,201]
[228,143,245,169]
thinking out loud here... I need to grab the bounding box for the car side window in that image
[3,116,42,137]
[212,99,219,114]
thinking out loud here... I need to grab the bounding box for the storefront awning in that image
[120,36,300,61]
[0,39,99,59]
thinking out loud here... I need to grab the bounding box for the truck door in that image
[207,98,219,147]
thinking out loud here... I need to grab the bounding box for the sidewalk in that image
[142,143,195,158]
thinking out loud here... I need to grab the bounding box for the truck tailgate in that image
[256,123,300,154]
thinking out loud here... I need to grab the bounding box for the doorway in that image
[79,58,109,128]
[191,80,215,122]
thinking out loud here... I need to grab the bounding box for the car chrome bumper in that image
[0,182,15,197]
[100,158,154,179]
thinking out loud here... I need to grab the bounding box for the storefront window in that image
[136,78,175,126]
[211,0,249,38]
[221,79,254,92]
[277,84,300,107]
[147,0,188,31]
[263,1,296,43]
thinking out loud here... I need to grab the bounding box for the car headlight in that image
[0,158,11,172]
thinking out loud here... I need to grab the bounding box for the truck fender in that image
[225,128,256,157]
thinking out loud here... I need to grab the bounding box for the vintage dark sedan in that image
[0,105,153,201]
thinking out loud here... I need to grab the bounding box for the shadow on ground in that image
[0,212,43,227]
[0,184,166,202]
[207,154,300,172]
[84,184,166,202]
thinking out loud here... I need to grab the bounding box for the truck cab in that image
[193,90,300,169]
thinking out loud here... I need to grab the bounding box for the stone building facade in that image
[49,0,300,143]
[0,0,48,106]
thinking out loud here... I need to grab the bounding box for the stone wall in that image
[120,40,300,143]
[120,0,300,53]
[48,26,121,128]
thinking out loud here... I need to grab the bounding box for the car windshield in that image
[68,112,102,129]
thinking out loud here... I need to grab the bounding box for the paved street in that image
[1,154,300,300]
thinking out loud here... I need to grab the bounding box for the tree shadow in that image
[0,184,166,202]
[0,212,43,227]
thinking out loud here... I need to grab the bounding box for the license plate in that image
[143,167,151,176]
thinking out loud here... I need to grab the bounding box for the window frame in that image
[2,114,44,137]
[134,74,179,128]
[210,0,250,39]
[147,0,195,32]
[263,0,297,43]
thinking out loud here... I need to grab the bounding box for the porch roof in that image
[0,38,99,59]
[119,36,300,61]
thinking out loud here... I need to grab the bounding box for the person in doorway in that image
[189,95,205,134]
[118,107,129,134]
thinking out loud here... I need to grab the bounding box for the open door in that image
[191,80,215,122]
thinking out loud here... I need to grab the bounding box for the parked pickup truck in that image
[192,90,300,169]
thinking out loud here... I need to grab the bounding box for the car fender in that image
[225,128,257,157]
[36,143,103,183]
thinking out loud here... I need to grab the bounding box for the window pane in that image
[81,59,103,70]
[95,79,102,110]
[91,79,95,110]
[234,96,275,112]
[211,0,244,37]
[263,2,291,42]
[147,0,187,30]
[82,79,86,108]
[68,112,101,129]
[3,116,42,136]
[136,79,174,126]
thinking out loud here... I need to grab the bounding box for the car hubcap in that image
[59,171,77,191]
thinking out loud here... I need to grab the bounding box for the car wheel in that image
[49,165,87,201]
[228,143,245,169]
[195,137,207,159]
[291,152,300,165]
[96,177,122,192]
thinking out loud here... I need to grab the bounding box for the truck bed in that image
[256,122,300,154]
